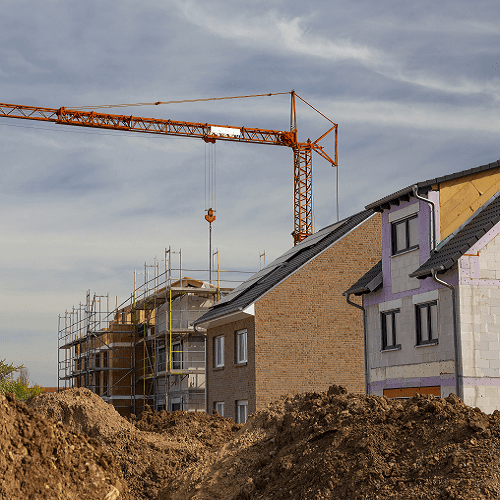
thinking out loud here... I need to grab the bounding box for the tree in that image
[0,359,44,401]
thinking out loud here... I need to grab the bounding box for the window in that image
[214,401,225,416]
[392,215,418,255]
[172,343,182,370]
[236,400,248,424]
[157,346,166,372]
[416,301,438,345]
[235,329,247,364]
[381,309,401,350]
[214,335,224,368]
[137,323,147,338]
[102,351,109,396]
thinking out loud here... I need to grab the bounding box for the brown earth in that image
[0,392,126,500]
[29,388,241,500]
[23,385,500,499]
[159,386,500,500]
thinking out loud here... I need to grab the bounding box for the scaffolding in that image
[58,248,242,416]
[58,291,136,414]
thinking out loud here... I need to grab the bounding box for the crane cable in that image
[205,140,217,284]
[205,141,216,219]
[68,92,292,111]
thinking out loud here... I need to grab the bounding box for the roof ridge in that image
[410,190,500,278]
[365,159,500,211]
[194,209,376,325]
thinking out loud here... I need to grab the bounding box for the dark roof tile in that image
[194,209,377,325]
[410,192,500,278]
[344,260,382,296]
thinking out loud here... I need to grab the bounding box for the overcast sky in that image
[1,1,500,386]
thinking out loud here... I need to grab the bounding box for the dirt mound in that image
[0,392,126,500]
[29,389,242,500]
[133,404,241,449]
[29,387,136,442]
[160,386,500,500]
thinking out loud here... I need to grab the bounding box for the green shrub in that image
[0,360,44,402]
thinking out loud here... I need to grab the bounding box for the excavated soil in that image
[160,386,500,500]
[29,388,241,500]
[24,385,500,499]
[0,392,126,500]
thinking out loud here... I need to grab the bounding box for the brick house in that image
[345,160,500,413]
[194,210,381,423]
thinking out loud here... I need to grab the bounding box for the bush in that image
[0,360,44,402]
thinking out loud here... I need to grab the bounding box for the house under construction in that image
[57,250,235,416]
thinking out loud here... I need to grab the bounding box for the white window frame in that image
[236,400,248,424]
[214,401,224,416]
[235,329,248,364]
[214,335,224,368]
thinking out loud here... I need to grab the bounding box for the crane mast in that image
[0,92,337,244]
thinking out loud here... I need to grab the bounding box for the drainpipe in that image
[412,185,437,253]
[431,268,463,400]
[344,293,370,395]
[194,323,208,413]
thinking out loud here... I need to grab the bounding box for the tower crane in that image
[0,91,337,244]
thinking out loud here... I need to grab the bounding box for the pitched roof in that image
[345,191,500,294]
[410,191,500,278]
[194,209,377,325]
[366,159,500,212]
[343,259,382,296]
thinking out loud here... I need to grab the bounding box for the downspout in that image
[431,268,463,400]
[344,293,370,395]
[412,185,437,253]
[194,323,208,413]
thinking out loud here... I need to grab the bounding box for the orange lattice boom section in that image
[0,92,337,244]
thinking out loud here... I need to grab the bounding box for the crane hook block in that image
[205,208,216,223]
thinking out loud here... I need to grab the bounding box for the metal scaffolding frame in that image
[58,290,136,413]
[58,248,247,415]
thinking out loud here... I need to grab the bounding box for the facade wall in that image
[363,181,500,413]
[365,287,456,398]
[156,294,215,332]
[253,213,381,411]
[363,195,459,399]
[459,229,500,413]
[166,337,206,411]
[364,196,452,309]
[206,316,256,421]
[390,249,421,294]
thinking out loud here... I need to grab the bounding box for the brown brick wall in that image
[254,213,381,410]
[206,317,256,421]
[206,213,381,418]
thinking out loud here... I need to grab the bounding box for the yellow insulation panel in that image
[440,168,500,239]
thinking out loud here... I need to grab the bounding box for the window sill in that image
[235,361,248,367]
[381,345,401,352]
[391,246,419,258]
[213,366,225,371]
[415,341,438,348]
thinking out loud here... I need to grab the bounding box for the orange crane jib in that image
[0,93,337,245]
